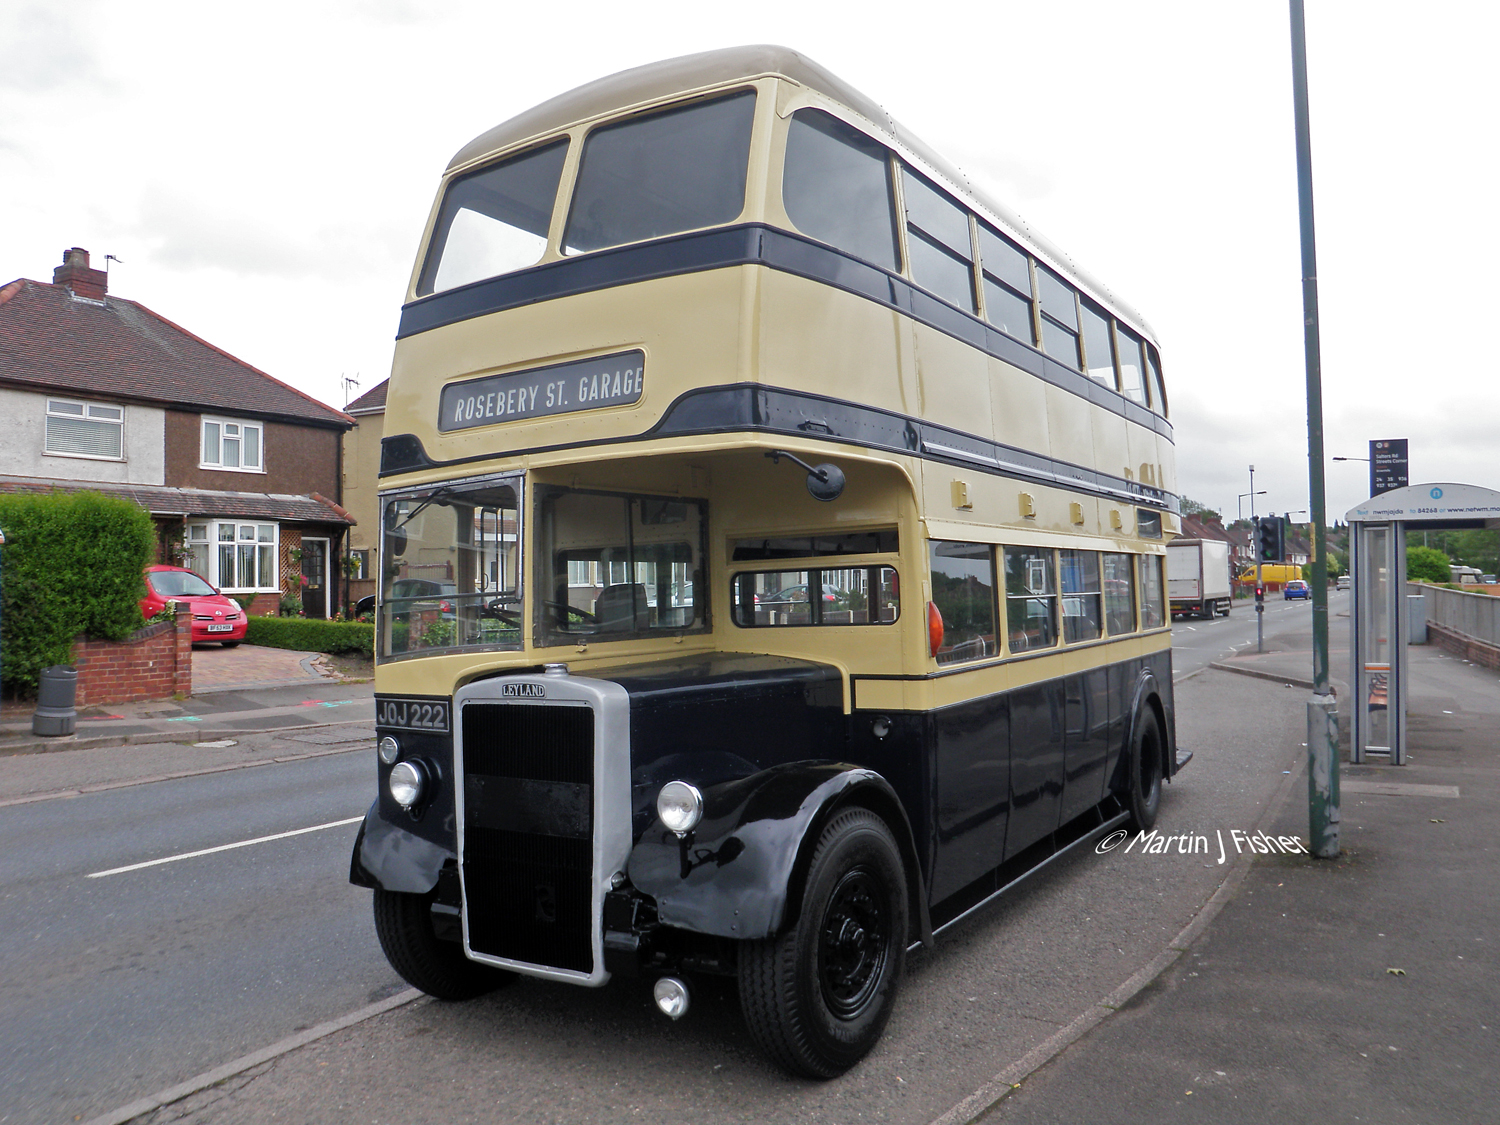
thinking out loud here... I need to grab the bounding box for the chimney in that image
[53,247,108,301]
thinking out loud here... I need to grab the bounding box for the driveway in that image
[190,643,338,693]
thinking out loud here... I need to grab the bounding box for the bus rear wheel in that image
[372,888,515,1001]
[738,808,907,1078]
[1125,710,1164,833]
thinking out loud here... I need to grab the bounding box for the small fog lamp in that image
[653,976,691,1020]
[388,760,427,809]
[657,781,703,835]
[377,735,401,765]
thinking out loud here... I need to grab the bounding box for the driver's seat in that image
[594,583,650,631]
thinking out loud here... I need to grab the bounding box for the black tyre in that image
[738,808,907,1078]
[372,888,515,1000]
[1125,709,1164,833]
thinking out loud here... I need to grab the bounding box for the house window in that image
[348,550,372,581]
[201,417,264,472]
[188,521,279,591]
[45,398,124,459]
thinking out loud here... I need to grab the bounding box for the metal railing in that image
[1408,582,1500,647]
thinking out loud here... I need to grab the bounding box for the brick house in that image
[341,378,386,612]
[0,247,354,617]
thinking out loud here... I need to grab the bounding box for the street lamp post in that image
[1238,490,1267,522]
[1290,0,1338,859]
[1249,466,1265,653]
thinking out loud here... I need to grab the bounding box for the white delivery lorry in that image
[1167,538,1232,618]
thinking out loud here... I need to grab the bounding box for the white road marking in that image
[88,816,364,878]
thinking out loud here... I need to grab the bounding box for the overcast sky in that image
[3,1,1494,526]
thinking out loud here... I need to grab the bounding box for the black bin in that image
[33,665,78,737]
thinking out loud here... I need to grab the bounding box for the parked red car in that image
[141,565,248,646]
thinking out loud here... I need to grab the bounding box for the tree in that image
[1180,496,1222,522]
[1406,545,1451,584]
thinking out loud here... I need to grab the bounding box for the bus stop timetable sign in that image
[439,350,644,432]
[1370,438,1408,497]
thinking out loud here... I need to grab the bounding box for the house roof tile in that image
[0,278,352,429]
[0,474,355,526]
[345,378,388,415]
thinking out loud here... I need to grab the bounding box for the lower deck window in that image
[1104,552,1137,634]
[1060,550,1102,643]
[1139,554,1167,629]
[930,542,996,662]
[732,566,899,627]
[1004,547,1056,652]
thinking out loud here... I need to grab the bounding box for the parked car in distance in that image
[755,583,840,607]
[141,565,248,646]
[1336,575,1350,591]
[1284,579,1311,600]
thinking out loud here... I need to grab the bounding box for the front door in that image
[302,538,330,619]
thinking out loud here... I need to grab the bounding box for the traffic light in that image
[1255,515,1285,563]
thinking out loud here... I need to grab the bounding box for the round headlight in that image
[388,760,426,809]
[377,735,401,765]
[657,780,704,835]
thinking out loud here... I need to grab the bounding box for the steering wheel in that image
[480,601,522,627]
[544,600,598,626]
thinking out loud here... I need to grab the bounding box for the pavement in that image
[5,630,1499,1123]
[977,635,1500,1124]
[0,644,374,803]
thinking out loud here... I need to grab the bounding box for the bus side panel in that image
[1059,667,1112,824]
[1004,678,1067,857]
[928,692,1010,904]
[757,270,910,416]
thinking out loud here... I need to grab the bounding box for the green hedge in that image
[245,615,374,656]
[0,491,156,693]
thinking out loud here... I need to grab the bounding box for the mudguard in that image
[348,801,454,894]
[1126,667,1175,781]
[627,761,930,945]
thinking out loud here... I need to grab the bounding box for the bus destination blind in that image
[439,349,645,432]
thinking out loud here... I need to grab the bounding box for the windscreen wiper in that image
[390,486,455,531]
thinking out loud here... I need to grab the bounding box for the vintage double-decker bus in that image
[350,45,1187,1078]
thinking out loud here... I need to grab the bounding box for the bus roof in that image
[447,45,1155,341]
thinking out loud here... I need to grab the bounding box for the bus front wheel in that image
[738,808,907,1078]
[372,888,515,1001]
[1125,710,1164,833]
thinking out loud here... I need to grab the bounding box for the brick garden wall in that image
[71,609,193,706]
[1426,621,1500,673]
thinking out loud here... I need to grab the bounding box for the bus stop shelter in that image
[1346,482,1500,764]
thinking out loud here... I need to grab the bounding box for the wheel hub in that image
[818,868,888,1018]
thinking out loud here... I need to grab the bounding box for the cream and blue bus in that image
[351,45,1187,1078]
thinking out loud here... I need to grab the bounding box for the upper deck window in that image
[1037,266,1081,370]
[563,90,755,255]
[1080,300,1116,389]
[1115,326,1149,406]
[782,109,899,272]
[417,140,568,297]
[977,224,1035,344]
[902,169,977,312]
[1145,345,1168,417]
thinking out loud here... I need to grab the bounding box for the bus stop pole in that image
[1290,0,1339,858]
